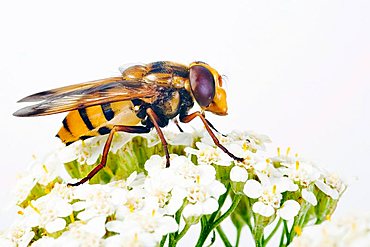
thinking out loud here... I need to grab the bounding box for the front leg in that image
[202,113,227,137]
[180,111,244,162]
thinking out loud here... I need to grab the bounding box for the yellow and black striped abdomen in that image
[57,101,141,145]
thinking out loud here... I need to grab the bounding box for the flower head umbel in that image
[2,129,346,247]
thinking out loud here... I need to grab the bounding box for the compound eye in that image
[189,65,215,107]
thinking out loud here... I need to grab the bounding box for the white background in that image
[0,0,369,246]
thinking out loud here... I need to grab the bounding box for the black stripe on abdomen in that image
[101,103,115,121]
[78,108,94,130]
[62,118,70,132]
[98,126,111,135]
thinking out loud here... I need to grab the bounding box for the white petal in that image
[45,218,66,233]
[252,201,275,217]
[201,198,219,215]
[55,201,73,217]
[77,209,96,221]
[157,216,179,235]
[72,201,86,211]
[209,181,227,197]
[243,180,263,199]
[230,166,248,182]
[84,216,106,238]
[106,220,125,233]
[277,177,299,192]
[18,231,35,247]
[315,180,339,199]
[197,165,216,185]
[166,193,185,215]
[126,171,138,186]
[183,204,202,218]
[278,200,301,220]
[302,189,317,206]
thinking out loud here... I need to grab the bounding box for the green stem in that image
[243,197,253,232]
[195,194,242,247]
[282,220,290,246]
[172,223,191,246]
[235,227,242,247]
[288,202,310,244]
[175,201,187,224]
[264,218,282,245]
[279,222,286,247]
[254,224,264,247]
[213,194,242,228]
[159,234,167,247]
[201,216,208,231]
[208,183,231,224]
[216,225,232,247]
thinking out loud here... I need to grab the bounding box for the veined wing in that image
[17,77,125,102]
[14,78,158,117]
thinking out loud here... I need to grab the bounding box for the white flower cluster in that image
[0,153,226,247]
[290,212,370,247]
[186,131,346,222]
[0,128,346,247]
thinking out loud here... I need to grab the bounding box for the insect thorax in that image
[135,87,194,128]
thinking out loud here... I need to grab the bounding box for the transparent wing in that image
[14,78,158,117]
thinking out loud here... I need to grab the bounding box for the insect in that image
[14,61,243,186]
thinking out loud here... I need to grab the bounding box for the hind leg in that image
[68,125,150,186]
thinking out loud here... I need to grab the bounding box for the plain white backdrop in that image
[0,0,369,246]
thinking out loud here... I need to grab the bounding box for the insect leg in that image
[180,111,244,162]
[173,119,184,132]
[146,108,171,168]
[67,125,150,186]
[204,118,227,137]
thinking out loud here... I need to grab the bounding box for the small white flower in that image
[73,184,116,221]
[12,172,38,205]
[315,173,346,200]
[32,153,64,186]
[58,136,106,165]
[107,201,178,245]
[243,179,300,219]
[254,160,281,182]
[226,130,271,151]
[26,193,73,233]
[229,150,259,182]
[56,216,106,247]
[182,165,226,218]
[144,155,226,218]
[280,160,321,187]
[185,142,232,166]
[0,221,35,247]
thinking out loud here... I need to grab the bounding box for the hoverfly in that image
[14,61,243,186]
